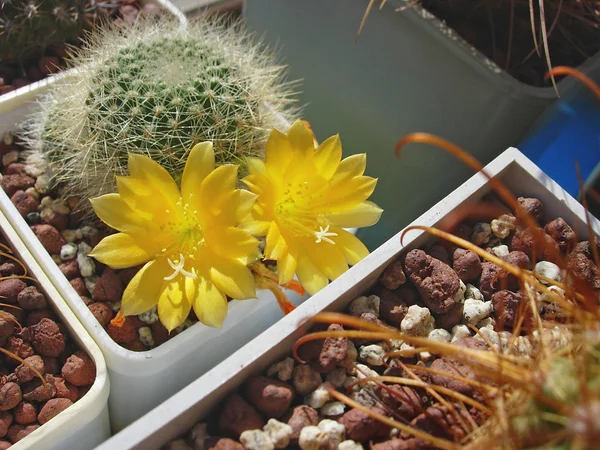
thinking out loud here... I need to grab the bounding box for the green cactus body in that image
[0,0,114,62]
[25,17,298,212]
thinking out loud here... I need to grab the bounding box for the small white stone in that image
[491,215,516,239]
[317,419,345,448]
[2,150,18,167]
[25,187,38,201]
[51,198,70,215]
[84,275,99,294]
[138,326,154,347]
[25,153,49,177]
[35,174,51,194]
[325,367,347,388]
[24,163,45,178]
[61,229,78,243]
[298,426,328,450]
[321,401,346,417]
[338,441,363,450]
[348,295,380,317]
[400,305,435,336]
[188,422,207,450]
[263,418,293,449]
[266,357,295,382]
[138,306,159,325]
[343,375,359,391]
[81,225,98,239]
[77,252,96,277]
[39,208,55,223]
[40,196,53,208]
[354,363,379,383]
[78,241,92,256]
[453,280,466,304]
[477,317,496,329]
[451,324,471,342]
[358,344,386,366]
[491,245,509,258]
[464,284,483,300]
[512,336,533,357]
[305,384,331,409]
[462,299,493,325]
[428,328,451,342]
[534,261,562,284]
[474,328,511,351]
[350,388,377,408]
[240,429,274,450]
[471,222,492,245]
[60,243,78,261]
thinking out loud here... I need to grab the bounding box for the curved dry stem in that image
[0,347,45,385]
[0,249,28,278]
[402,363,497,393]
[547,66,600,102]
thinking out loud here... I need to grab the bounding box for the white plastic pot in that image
[243,0,600,252]
[0,0,187,113]
[95,147,600,449]
[0,206,109,449]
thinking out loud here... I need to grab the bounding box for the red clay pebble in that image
[403,249,460,314]
[5,164,26,175]
[61,351,96,387]
[10,190,38,217]
[25,309,55,327]
[5,337,34,364]
[378,288,409,326]
[380,385,424,421]
[0,318,14,346]
[88,303,114,327]
[15,356,44,383]
[479,261,501,300]
[42,211,68,231]
[58,259,80,279]
[42,357,59,375]
[16,286,46,310]
[22,375,57,402]
[7,424,39,443]
[38,398,72,425]
[0,279,26,304]
[544,217,576,252]
[13,402,37,425]
[124,338,146,352]
[217,394,265,438]
[427,244,450,265]
[510,228,560,264]
[407,404,471,441]
[517,197,544,223]
[314,324,348,373]
[69,278,88,296]
[452,248,482,282]
[79,296,93,306]
[107,316,143,344]
[282,405,318,444]
[491,290,522,329]
[30,224,65,254]
[29,319,65,357]
[380,260,406,289]
[0,383,21,411]
[54,377,79,402]
[0,262,19,277]
[0,412,11,438]
[205,438,244,450]
[434,302,464,330]
[92,268,123,302]
[118,265,142,286]
[341,407,390,441]
[0,440,10,449]
[151,321,170,346]
[1,174,34,197]
[244,376,294,418]
[567,252,600,290]
[371,438,424,450]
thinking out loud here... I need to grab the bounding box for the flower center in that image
[161,197,206,260]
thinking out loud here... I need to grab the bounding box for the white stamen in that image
[164,253,197,280]
[314,224,337,245]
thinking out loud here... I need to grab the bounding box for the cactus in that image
[0,0,117,62]
[24,17,298,212]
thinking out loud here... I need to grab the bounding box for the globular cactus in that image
[24,17,298,212]
[0,0,117,62]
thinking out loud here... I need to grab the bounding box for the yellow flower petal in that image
[265,130,293,179]
[89,233,158,269]
[313,176,378,212]
[265,222,287,261]
[330,153,367,184]
[325,201,383,228]
[193,276,228,328]
[181,142,215,201]
[90,194,150,234]
[240,218,270,236]
[246,157,267,176]
[303,238,349,281]
[158,278,192,333]
[287,120,315,156]
[204,226,259,264]
[215,189,258,226]
[115,176,172,223]
[127,153,180,205]
[210,256,256,300]
[330,226,370,265]
[120,259,169,316]
[314,134,342,180]
[277,250,297,285]
[195,164,238,219]
[295,255,329,295]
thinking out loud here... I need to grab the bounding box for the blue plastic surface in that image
[519,88,600,197]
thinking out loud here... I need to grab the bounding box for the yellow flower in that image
[89,143,260,332]
[242,120,383,295]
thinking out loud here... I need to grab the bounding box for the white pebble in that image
[81,225,98,238]
[25,187,38,201]
[348,295,380,317]
[39,208,55,223]
[477,317,495,329]
[471,223,492,245]
[358,344,386,366]
[453,280,466,304]
[263,419,293,449]
[61,229,80,243]
[84,275,99,294]
[35,174,51,194]
[491,245,509,258]
[321,401,345,417]
[400,305,435,336]
[77,252,96,277]
[78,241,92,256]
[350,388,378,408]
[40,196,53,208]
[305,384,331,409]
[428,328,451,342]
[339,441,363,450]
[512,336,533,357]
[474,328,511,351]
[25,153,48,177]
[60,243,78,261]
[266,357,295,382]
[534,261,562,284]
[240,429,274,450]
[51,198,70,215]
[451,324,471,342]
[2,150,18,167]
[138,326,154,347]
[464,284,483,300]
[188,422,207,450]
[343,375,359,391]
[318,419,345,448]
[325,367,347,388]
[138,306,159,325]
[462,299,493,325]
[491,214,516,239]
[354,363,379,383]
[298,426,328,450]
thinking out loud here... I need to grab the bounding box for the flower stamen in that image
[314,224,337,244]
[164,253,197,280]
